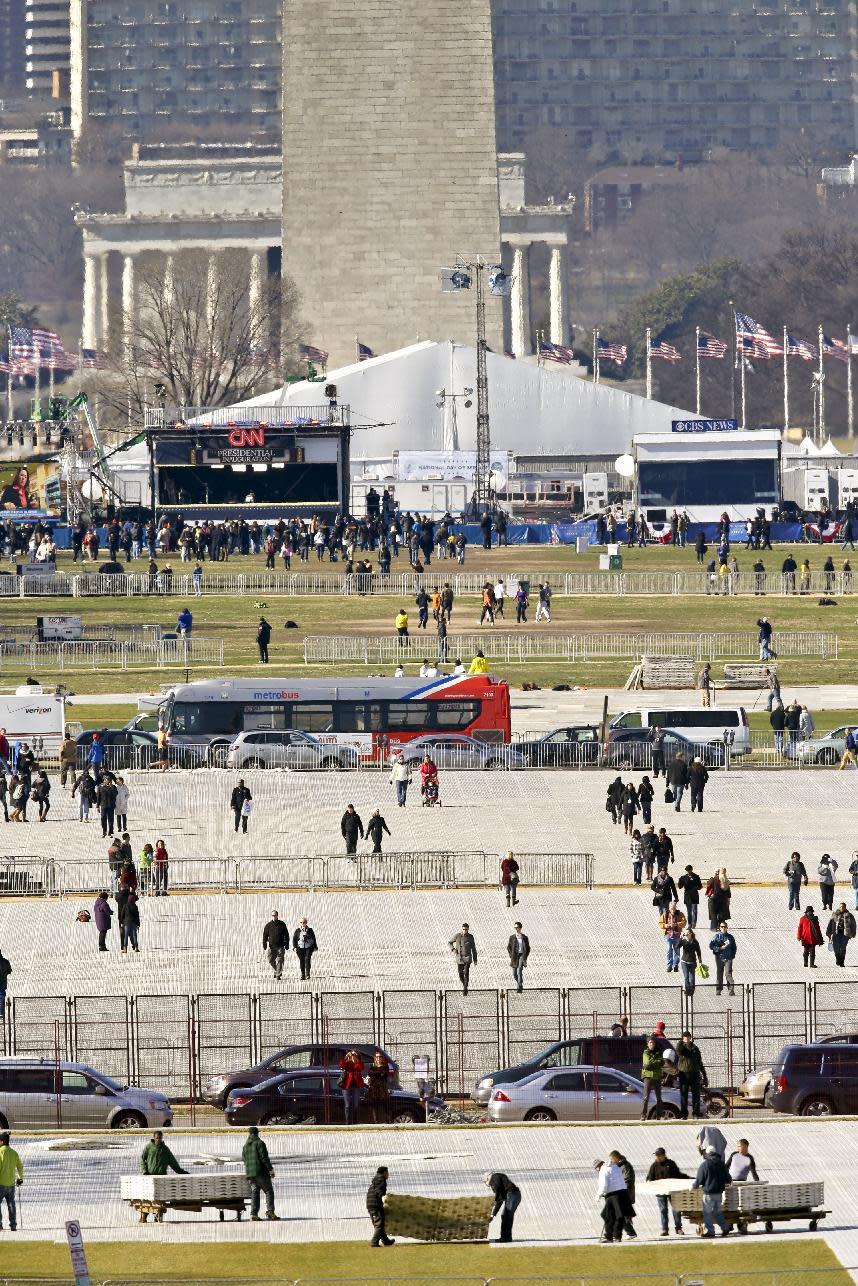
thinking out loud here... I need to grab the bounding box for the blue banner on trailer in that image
[670,419,739,433]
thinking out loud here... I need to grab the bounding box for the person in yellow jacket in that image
[469,650,489,675]
[0,1131,23,1231]
[395,609,409,643]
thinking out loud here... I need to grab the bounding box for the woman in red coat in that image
[797,905,824,968]
[339,1049,365,1125]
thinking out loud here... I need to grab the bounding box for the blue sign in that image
[671,419,739,433]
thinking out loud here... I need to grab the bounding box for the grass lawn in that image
[1,1235,849,1284]
[1,540,855,697]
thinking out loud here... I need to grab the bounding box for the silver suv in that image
[225,730,360,770]
[0,1058,173,1129]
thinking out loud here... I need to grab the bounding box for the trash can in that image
[609,554,623,571]
[576,536,589,554]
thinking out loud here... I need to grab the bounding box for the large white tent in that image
[223,340,693,459]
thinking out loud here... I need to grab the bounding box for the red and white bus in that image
[162,674,511,758]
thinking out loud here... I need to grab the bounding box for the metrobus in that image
[161,675,511,758]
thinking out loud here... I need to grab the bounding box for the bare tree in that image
[90,254,302,418]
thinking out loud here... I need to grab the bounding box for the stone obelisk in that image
[282,0,502,367]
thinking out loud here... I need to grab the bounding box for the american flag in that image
[45,348,79,371]
[734,310,782,357]
[822,334,848,362]
[299,342,328,365]
[356,341,374,362]
[539,338,575,364]
[786,334,817,362]
[81,348,107,369]
[596,336,627,365]
[504,350,516,359]
[697,332,727,359]
[33,326,63,355]
[649,338,681,363]
[0,353,10,374]
[9,326,38,360]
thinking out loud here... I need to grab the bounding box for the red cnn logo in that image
[227,427,265,447]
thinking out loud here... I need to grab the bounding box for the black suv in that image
[767,1043,858,1116]
[472,1034,674,1105]
[202,1043,399,1108]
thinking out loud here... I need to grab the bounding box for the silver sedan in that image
[392,734,526,770]
[487,1065,683,1122]
[785,725,857,765]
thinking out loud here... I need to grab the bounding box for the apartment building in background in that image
[492,0,858,161]
[70,0,280,139]
[0,0,26,91]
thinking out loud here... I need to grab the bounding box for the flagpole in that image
[537,329,543,369]
[48,358,55,405]
[729,300,736,422]
[34,352,41,421]
[817,323,826,444]
[645,326,652,400]
[593,328,599,384]
[355,335,359,364]
[695,326,701,416]
[848,320,854,440]
[6,325,12,420]
[783,325,789,433]
[740,342,746,431]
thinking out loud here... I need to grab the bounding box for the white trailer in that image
[837,468,858,510]
[0,686,65,752]
[583,471,608,512]
[782,467,832,512]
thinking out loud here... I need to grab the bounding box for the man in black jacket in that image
[341,804,364,856]
[366,1166,394,1246]
[262,910,288,980]
[256,617,271,663]
[677,1030,708,1120]
[230,779,252,833]
[784,852,809,911]
[507,922,530,993]
[366,809,391,855]
[646,1147,688,1236]
[689,758,709,813]
[484,1171,521,1242]
[770,701,786,753]
[650,727,666,778]
[652,870,678,914]
[678,865,702,928]
[666,754,689,812]
[292,917,317,979]
[97,776,118,838]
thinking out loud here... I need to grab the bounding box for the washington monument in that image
[282,0,503,368]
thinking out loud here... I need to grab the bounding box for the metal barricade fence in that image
[3,568,546,599]
[0,858,56,897]
[0,638,224,670]
[1,981,852,1096]
[304,631,837,664]
[512,853,594,888]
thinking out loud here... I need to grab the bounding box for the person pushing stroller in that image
[419,751,441,807]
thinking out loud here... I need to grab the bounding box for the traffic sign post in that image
[65,1219,92,1286]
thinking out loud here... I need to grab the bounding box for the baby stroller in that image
[421,774,441,807]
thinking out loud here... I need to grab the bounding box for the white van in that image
[609,706,750,754]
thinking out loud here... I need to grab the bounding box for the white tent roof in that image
[224,340,694,457]
[794,435,822,456]
[819,437,842,456]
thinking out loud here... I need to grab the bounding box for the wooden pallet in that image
[626,656,697,690]
[722,663,776,689]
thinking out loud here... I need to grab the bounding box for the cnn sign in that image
[227,427,265,447]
